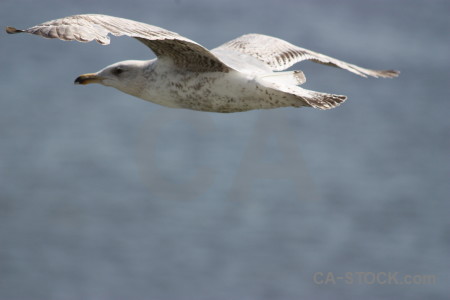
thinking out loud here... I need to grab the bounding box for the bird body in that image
[96,58,311,113]
[6,14,399,113]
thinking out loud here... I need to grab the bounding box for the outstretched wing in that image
[6,14,231,73]
[214,34,399,78]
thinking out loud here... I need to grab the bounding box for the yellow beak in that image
[74,73,104,85]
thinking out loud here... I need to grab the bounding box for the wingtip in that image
[6,26,24,34]
[391,70,401,77]
[382,69,400,78]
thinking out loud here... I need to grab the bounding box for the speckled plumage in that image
[6,14,399,112]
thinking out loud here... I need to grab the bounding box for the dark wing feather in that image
[214,34,399,78]
[6,14,231,73]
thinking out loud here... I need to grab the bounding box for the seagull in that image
[6,14,399,113]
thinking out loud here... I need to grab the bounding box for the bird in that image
[6,14,399,113]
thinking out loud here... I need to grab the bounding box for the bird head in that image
[74,60,150,97]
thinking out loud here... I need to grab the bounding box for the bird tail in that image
[258,71,347,109]
[281,85,347,109]
[297,90,347,109]
[257,75,347,110]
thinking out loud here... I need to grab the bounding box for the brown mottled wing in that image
[6,14,231,72]
[214,34,399,78]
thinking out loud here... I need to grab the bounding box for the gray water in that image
[1,0,449,299]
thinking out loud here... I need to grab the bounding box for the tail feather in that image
[257,74,347,110]
[301,91,347,110]
[274,84,347,110]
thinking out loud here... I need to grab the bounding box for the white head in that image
[74,60,150,97]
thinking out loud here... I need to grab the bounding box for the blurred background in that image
[1,0,449,299]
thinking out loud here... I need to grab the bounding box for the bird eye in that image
[113,67,124,75]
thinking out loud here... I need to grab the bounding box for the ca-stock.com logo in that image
[313,271,437,285]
